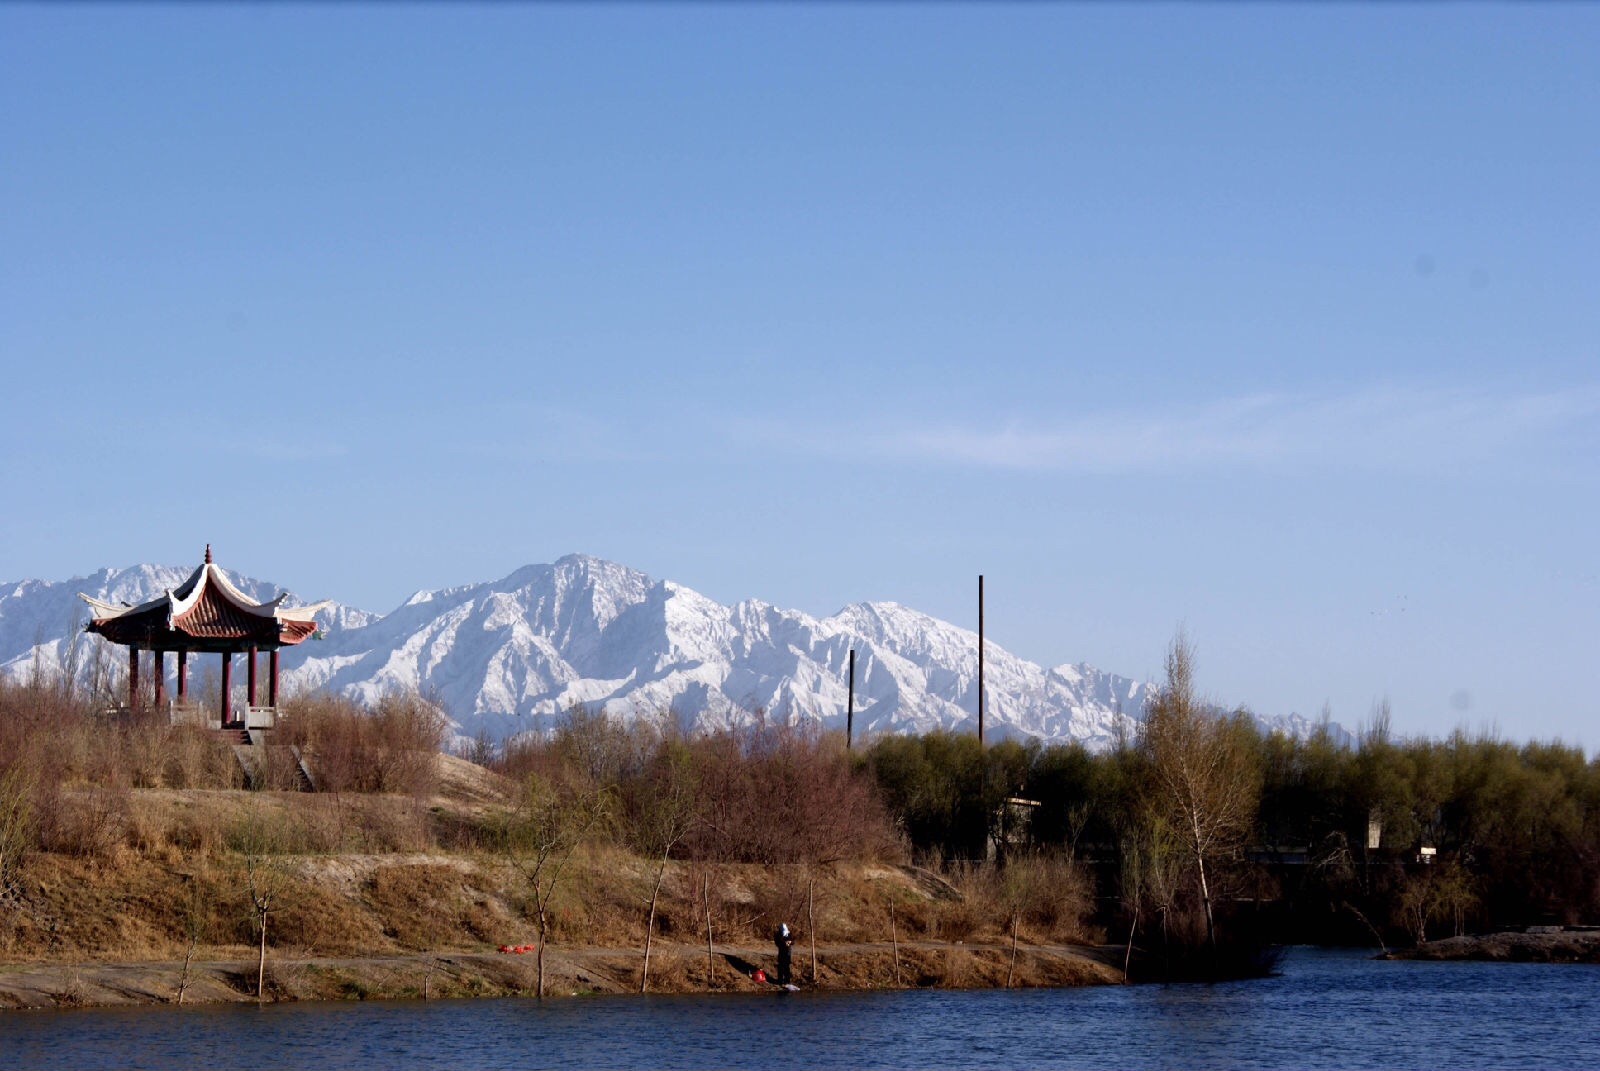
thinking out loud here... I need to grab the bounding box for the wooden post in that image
[891,900,901,986]
[247,645,258,708]
[703,872,714,991]
[128,646,140,712]
[152,650,165,709]
[808,877,817,985]
[972,576,985,742]
[258,909,268,1001]
[268,649,279,708]
[1008,913,1019,988]
[846,648,855,750]
[177,650,188,702]
[220,652,232,727]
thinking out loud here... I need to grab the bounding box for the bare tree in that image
[1140,632,1261,951]
[628,747,699,993]
[500,772,608,998]
[85,636,116,711]
[1395,862,1478,947]
[1119,809,1184,970]
[997,861,1038,988]
[237,820,287,1001]
[59,608,85,703]
[175,869,210,1006]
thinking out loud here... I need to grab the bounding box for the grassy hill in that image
[0,754,1115,1007]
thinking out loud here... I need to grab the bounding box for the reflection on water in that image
[2,948,1596,1070]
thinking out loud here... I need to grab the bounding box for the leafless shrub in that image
[496,730,566,784]
[927,862,993,940]
[354,798,434,853]
[1001,854,1093,941]
[0,677,89,794]
[746,871,811,941]
[38,787,131,858]
[455,728,496,768]
[279,690,445,797]
[683,721,897,864]
[162,725,237,789]
[278,796,347,854]
[170,806,228,857]
[122,713,171,789]
[494,708,897,867]
[554,704,657,786]
[0,767,34,906]
[124,795,171,856]
[277,695,364,793]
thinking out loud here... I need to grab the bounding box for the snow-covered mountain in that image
[0,554,1340,749]
[0,564,375,687]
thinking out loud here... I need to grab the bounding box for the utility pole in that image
[846,648,856,750]
[978,574,985,747]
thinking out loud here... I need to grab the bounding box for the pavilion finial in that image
[204,543,212,564]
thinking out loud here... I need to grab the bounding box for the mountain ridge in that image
[0,554,1343,749]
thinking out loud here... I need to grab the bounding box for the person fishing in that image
[774,922,795,985]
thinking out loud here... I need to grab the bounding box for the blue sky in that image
[3,5,1596,745]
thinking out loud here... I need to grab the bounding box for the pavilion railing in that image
[168,701,210,728]
[242,705,278,730]
[161,700,279,731]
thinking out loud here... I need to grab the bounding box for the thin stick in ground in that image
[703,872,714,991]
[640,850,670,993]
[890,900,901,986]
[1007,913,1020,988]
[808,876,817,985]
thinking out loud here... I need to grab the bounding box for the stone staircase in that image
[217,728,315,792]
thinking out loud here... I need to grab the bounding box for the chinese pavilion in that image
[78,546,329,729]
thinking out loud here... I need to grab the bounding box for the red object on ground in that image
[497,945,511,953]
[752,969,766,983]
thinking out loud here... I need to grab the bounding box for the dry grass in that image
[365,861,503,950]
[0,744,1092,979]
[1,844,1094,968]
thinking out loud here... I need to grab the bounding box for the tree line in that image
[5,636,1598,969]
[868,636,1600,960]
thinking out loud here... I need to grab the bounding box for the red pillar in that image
[247,645,258,708]
[152,650,166,709]
[220,652,232,727]
[269,649,280,708]
[128,646,140,712]
[177,650,188,702]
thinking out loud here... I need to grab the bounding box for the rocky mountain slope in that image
[0,555,1337,748]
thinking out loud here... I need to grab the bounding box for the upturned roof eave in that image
[76,554,331,649]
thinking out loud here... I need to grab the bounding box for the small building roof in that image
[79,546,330,652]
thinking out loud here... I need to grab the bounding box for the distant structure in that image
[78,545,329,730]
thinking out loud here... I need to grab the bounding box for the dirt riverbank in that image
[0,939,1125,1010]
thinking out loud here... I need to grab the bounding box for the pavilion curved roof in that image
[79,550,331,652]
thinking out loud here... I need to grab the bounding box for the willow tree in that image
[1140,632,1261,950]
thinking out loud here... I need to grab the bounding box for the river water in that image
[2,948,1597,1069]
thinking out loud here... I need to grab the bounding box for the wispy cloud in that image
[763,384,1600,475]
